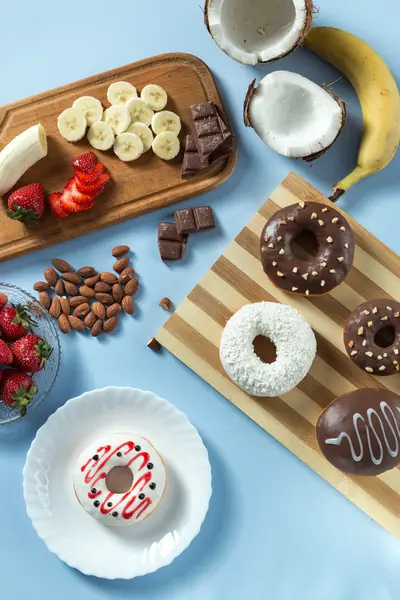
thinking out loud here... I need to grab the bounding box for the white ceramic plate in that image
[23,387,212,579]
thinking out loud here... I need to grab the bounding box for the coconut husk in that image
[302,89,346,162]
[243,80,257,127]
[204,0,211,34]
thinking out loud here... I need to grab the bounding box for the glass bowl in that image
[0,283,61,425]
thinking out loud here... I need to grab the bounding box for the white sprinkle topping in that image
[288,216,295,221]
[329,269,336,274]
[387,306,392,311]
[318,220,324,226]
[395,312,400,317]
[337,257,344,262]
[302,273,309,280]
[292,287,298,292]
[383,353,388,357]
[372,307,378,314]
[358,327,364,335]
[363,310,370,316]
[340,226,345,231]
[351,350,358,356]
[379,366,386,371]
[362,340,367,347]
[305,290,310,296]
[365,366,374,373]
[279,249,285,255]
[277,271,284,277]
[381,316,388,321]
[378,355,383,360]
[322,208,328,213]
[272,261,277,267]
[321,280,325,287]
[264,235,270,243]
[348,341,354,348]
[394,349,399,355]
[332,217,339,224]
[368,321,373,328]
[299,201,305,208]
[321,262,327,267]
[268,243,274,248]
[277,236,282,241]
[311,213,317,220]
[312,271,318,276]
[365,351,373,357]
[344,243,349,249]
[292,267,298,273]
[327,237,333,243]
[261,247,267,253]
[280,220,287,226]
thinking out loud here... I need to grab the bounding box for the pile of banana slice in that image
[57,82,181,162]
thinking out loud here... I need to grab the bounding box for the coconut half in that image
[204,0,313,65]
[244,71,346,161]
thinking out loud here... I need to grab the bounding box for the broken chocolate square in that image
[174,209,197,235]
[158,240,184,262]
[193,206,215,231]
[181,135,210,179]
[158,222,186,243]
[190,101,231,158]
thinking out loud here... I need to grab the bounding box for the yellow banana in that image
[305,27,400,200]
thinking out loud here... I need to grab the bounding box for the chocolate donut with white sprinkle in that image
[344,299,400,376]
[260,201,354,296]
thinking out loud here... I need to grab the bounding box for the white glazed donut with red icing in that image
[73,433,166,527]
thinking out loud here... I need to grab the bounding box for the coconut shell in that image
[243,80,256,127]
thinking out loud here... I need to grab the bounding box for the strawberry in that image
[72,151,98,174]
[65,177,94,205]
[75,171,110,195]
[60,183,94,214]
[7,184,45,226]
[0,293,8,312]
[10,333,52,372]
[75,162,105,185]
[49,192,69,217]
[1,370,37,416]
[0,340,13,365]
[0,305,33,341]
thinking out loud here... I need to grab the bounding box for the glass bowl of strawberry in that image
[0,283,61,424]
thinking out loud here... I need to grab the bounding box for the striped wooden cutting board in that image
[157,172,400,538]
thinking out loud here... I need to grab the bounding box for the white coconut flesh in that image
[246,71,345,158]
[206,0,312,65]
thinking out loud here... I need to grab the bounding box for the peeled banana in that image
[305,27,400,199]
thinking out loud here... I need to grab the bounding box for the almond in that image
[51,258,71,273]
[119,267,135,285]
[124,277,139,296]
[49,297,61,318]
[77,266,96,278]
[95,281,111,293]
[91,319,103,337]
[60,296,70,315]
[39,291,51,309]
[92,301,106,319]
[70,296,88,308]
[113,257,129,273]
[159,297,172,311]
[122,295,134,314]
[112,245,130,258]
[104,316,118,333]
[100,272,118,285]
[84,311,97,328]
[95,292,113,305]
[84,274,101,287]
[73,303,90,318]
[107,303,121,319]
[79,285,96,298]
[33,281,50,292]
[58,313,70,334]
[147,337,161,351]
[64,281,79,296]
[54,279,65,296]
[112,283,124,303]
[68,315,85,332]
[62,272,82,285]
[44,267,58,285]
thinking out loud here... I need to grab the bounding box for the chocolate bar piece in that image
[174,209,197,235]
[181,135,209,179]
[158,222,187,262]
[190,102,231,158]
[193,206,215,231]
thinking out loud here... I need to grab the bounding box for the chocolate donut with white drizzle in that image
[260,201,354,296]
[344,298,400,376]
[317,388,400,476]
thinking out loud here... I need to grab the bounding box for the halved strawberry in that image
[75,171,111,196]
[60,184,94,214]
[72,152,98,174]
[74,162,105,185]
[64,177,95,206]
[49,192,70,217]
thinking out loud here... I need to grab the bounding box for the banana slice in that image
[107,81,138,105]
[72,96,103,126]
[87,121,115,151]
[113,132,143,162]
[152,132,180,160]
[151,110,181,135]
[126,98,154,126]
[127,123,154,153]
[57,107,87,142]
[103,105,131,135]
[141,84,168,111]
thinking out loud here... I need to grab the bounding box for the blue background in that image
[2,1,400,598]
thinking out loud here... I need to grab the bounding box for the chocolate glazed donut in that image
[260,201,354,296]
[344,299,400,376]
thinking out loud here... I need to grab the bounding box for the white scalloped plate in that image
[23,387,212,579]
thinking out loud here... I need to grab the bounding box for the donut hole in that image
[253,335,277,364]
[105,466,133,494]
[291,230,319,261]
[374,326,395,348]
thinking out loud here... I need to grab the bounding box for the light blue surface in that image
[1,0,400,598]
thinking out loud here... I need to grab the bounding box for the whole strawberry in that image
[7,184,45,226]
[1,370,37,417]
[11,334,51,372]
[0,305,33,341]
[0,293,8,312]
[0,340,13,365]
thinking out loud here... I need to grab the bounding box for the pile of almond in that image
[33,245,138,337]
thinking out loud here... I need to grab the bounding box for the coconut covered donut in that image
[260,201,354,296]
[74,433,166,527]
[219,302,316,397]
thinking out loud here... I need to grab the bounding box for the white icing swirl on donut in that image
[325,402,400,465]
